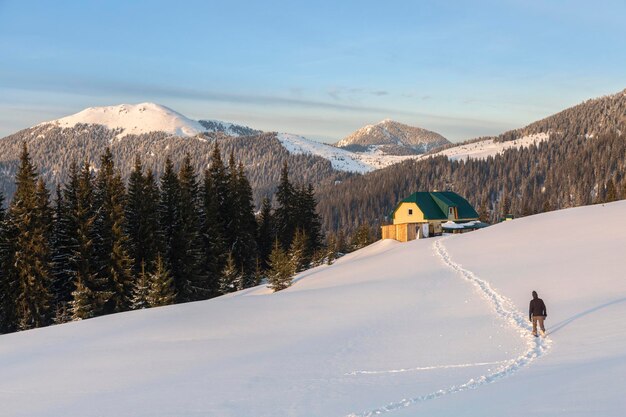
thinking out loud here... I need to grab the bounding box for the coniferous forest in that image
[0,143,324,334]
[317,131,626,234]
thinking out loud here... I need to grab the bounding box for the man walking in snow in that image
[529,291,547,337]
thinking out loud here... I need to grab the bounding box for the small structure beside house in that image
[381,191,480,242]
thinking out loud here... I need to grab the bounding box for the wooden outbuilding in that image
[381,191,479,242]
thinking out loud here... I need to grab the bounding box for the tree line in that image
[0,143,324,334]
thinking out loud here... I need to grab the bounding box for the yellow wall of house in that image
[393,202,425,224]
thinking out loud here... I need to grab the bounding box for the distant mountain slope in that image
[0,126,353,206]
[41,102,261,139]
[492,88,626,142]
[277,133,425,173]
[335,119,451,155]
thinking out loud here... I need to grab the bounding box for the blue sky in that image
[1,0,625,142]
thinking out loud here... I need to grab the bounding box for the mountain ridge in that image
[41,102,261,139]
[335,119,451,155]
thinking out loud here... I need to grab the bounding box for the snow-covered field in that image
[1,201,625,417]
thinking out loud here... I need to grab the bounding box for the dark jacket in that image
[529,297,547,321]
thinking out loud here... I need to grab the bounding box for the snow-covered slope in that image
[336,119,450,155]
[277,132,551,174]
[427,132,550,161]
[41,103,259,139]
[2,200,625,416]
[277,133,424,173]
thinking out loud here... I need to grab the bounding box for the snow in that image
[428,133,550,161]
[277,133,423,173]
[1,200,626,416]
[43,103,207,139]
[277,132,551,174]
[40,103,252,139]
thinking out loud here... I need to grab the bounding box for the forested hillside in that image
[0,126,354,205]
[317,131,626,233]
[493,89,626,142]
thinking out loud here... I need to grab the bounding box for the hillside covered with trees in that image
[317,131,626,234]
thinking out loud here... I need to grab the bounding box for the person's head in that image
[532,291,538,299]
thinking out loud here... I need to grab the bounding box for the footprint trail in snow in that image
[346,237,551,417]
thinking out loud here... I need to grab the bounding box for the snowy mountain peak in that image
[44,103,206,138]
[335,119,450,155]
[42,102,260,139]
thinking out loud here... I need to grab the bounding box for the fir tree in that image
[7,144,53,330]
[69,160,98,316]
[0,190,17,333]
[230,162,258,284]
[92,148,133,314]
[252,258,264,287]
[146,254,176,307]
[289,228,308,273]
[71,278,95,321]
[177,155,207,301]
[125,155,159,276]
[50,183,72,321]
[200,169,222,298]
[267,240,294,292]
[256,197,274,270]
[274,162,297,250]
[158,158,182,298]
[220,252,241,293]
[295,183,323,259]
[131,262,150,310]
[351,224,373,250]
[208,142,232,254]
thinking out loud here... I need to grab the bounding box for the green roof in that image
[392,191,479,220]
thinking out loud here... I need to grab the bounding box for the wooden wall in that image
[381,223,418,242]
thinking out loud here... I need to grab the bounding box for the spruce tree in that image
[289,228,308,273]
[294,184,323,263]
[71,278,95,320]
[177,155,207,301]
[208,142,232,252]
[220,252,241,293]
[146,254,176,307]
[0,190,16,333]
[125,159,160,277]
[131,262,150,310]
[274,162,297,250]
[200,169,222,298]
[267,241,294,292]
[68,160,98,317]
[230,162,258,284]
[351,224,373,250]
[256,197,274,270]
[50,183,72,322]
[7,144,53,330]
[92,148,133,314]
[158,158,183,297]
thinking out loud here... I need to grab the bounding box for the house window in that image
[408,209,413,215]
